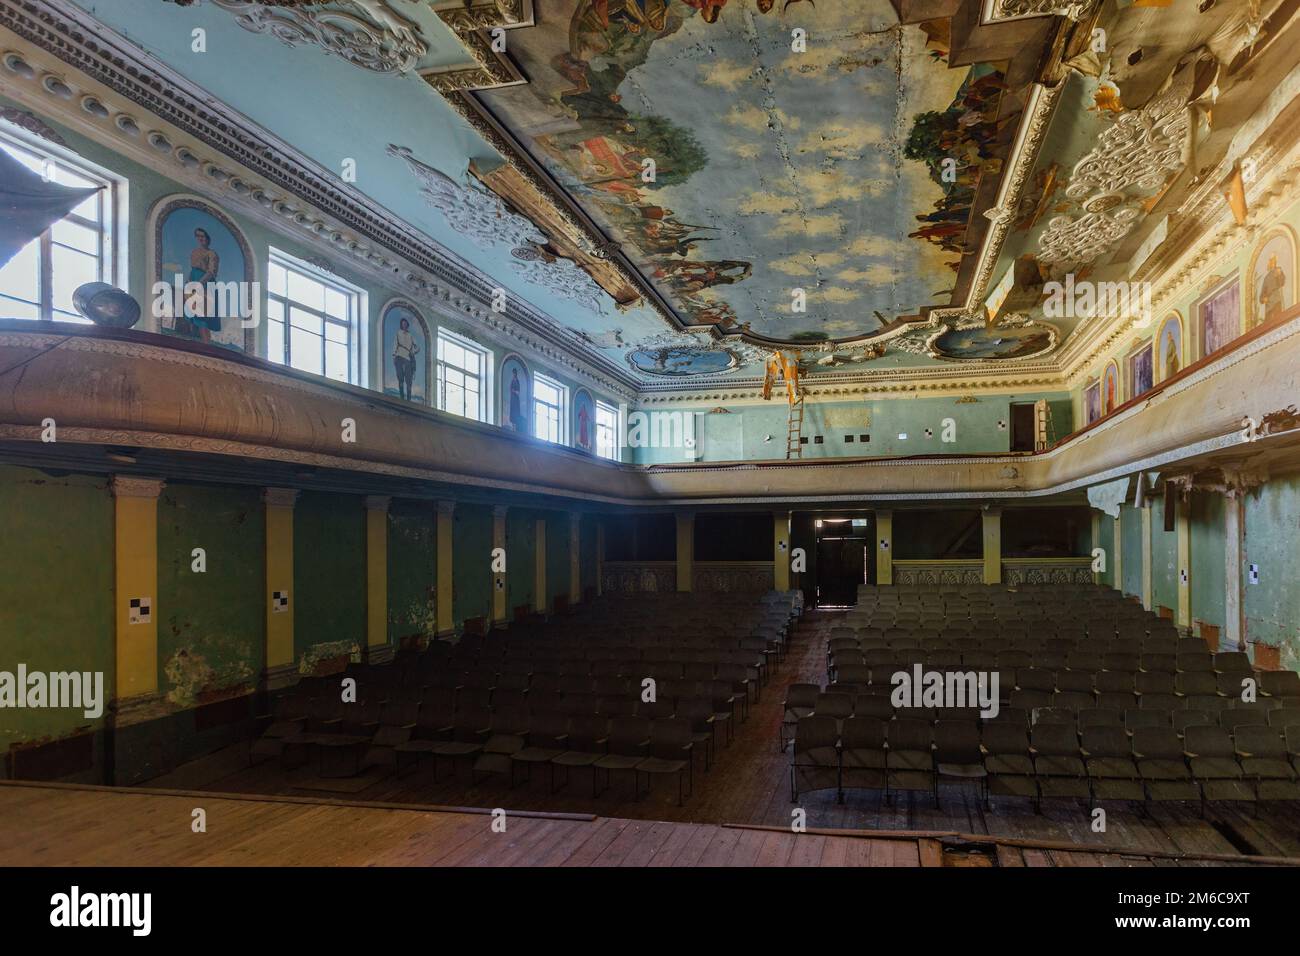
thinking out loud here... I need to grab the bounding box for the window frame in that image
[595,400,620,461]
[0,124,124,323]
[434,326,492,423]
[533,372,567,445]
[265,248,365,384]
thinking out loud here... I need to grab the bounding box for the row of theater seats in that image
[788,708,1300,807]
[780,686,1300,749]
[251,590,800,800]
[791,584,1300,807]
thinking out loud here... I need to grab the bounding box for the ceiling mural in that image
[471,0,1000,344]
[79,0,1300,387]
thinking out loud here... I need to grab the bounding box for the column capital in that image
[569,512,582,530]
[364,495,391,513]
[436,499,457,516]
[493,504,510,519]
[111,476,164,499]
[263,487,299,508]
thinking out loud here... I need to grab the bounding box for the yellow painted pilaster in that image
[534,518,547,614]
[875,510,893,586]
[263,487,298,670]
[1176,500,1191,630]
[364,496,389,650]
[982,507,1002,585]
[773,511,791,591]
[568,513,582,606]
[491,505,508,626]
[1141,504,1153,610]
[436,500,455,636]
[112,476,164,701]
[676,512,694,592]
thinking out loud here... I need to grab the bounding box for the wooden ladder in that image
[1034,398,1053,451]
[786,391,805,459]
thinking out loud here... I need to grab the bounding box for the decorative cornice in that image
[263,487,300,507]
[110,475,165,499]
[0,0,638,398]
[419,0,530,95]
[965,82,1063,310]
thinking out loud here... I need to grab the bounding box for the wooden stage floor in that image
[4,781,1296,866]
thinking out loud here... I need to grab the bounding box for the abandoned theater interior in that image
[1,0,1300,910]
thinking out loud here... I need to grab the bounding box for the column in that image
[568,513,582,607]
[435,500,455,636]
[982,507,1002,585]
[773,510,792,591]
[491,505,508,627]
[364,496,390,653]
[875,510,893,586]
[1141,504,1153,611]
[534,518,547,614]
[263,488,298,673]
[1113,510,1123,594]
[112,476,164,701]
[1224,490,1244,651]
[1176,496,1191,632]
[676,511,694,592]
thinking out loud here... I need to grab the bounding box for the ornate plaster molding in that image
[386,143,606,312]
[419,0,531,95]
[1038,70,1194,272]
[210,0,427,74]
[965,82,1063,310]
[982,0,1098,24]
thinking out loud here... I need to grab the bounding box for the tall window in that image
[534,373,566,444]
[266,250,362,382]
[436,328,490,422]
[596,401,619,461]
[0,130,119,322]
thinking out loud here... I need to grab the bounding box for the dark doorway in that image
[1010,402,1037,452]
[815,518,868,608]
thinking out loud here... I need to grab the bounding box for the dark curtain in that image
[0,146,101,268]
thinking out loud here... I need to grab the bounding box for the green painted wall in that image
[1120,504,1143,598]
[1190,491,1225,634]
[1151,498,1178,614]
[387,500,436,643]
[0,467,113,753]
[580,516,598,600]
[293,492,365,661]
[156,484,263,708]
[632,392,1072,464]
[506,509,536,616]
[546,511,570,611]
[1244,472,1300,669]
[1095,513,1115,588]
[453,504,492,625]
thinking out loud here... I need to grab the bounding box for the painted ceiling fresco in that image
[473,0,995,344]
[76,0,1297,385]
